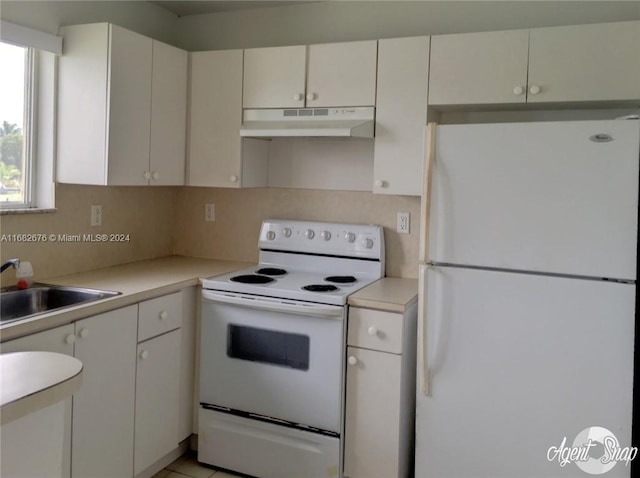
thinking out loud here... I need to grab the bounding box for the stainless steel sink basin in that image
[0,284,121,324]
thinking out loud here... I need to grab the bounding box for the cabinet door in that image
[528,21,640,103]
[428,29,529,105]
[57,23,110,185]
[1,325,75,478]
[134,330,181,475]
[373,36,429,196]
[72,305,138,478]
[107,25,153,186]
[1,324,75,355]
[344,347,401,478]
[243,45,307,108]
[150,40,187,186]
[306,40,377,107]
[188,50,244,187]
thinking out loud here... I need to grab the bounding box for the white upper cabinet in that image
[528,21,640,103]
[306,41,378,107]
[429,29,529,105]
[243,45,307,108]
[188,50,268,188]
[373,36,429,196]
[57,23,187,186]
[106,25,152,185]
[243,41,377,109]
[150,40,188,185]
[429,21,640,106]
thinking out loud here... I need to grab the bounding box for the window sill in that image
[0,207,57,216]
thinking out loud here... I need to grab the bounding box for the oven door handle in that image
[202,290,344,318]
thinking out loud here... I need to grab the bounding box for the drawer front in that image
[348,307,403,354]
[138,291,183,341]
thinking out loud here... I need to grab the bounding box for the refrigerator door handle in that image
[419,122,437,263]
[418,263,430,396]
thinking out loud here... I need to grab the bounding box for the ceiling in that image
[151,1,320,17]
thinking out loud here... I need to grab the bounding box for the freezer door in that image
[428,120,639,280]
[416,265,635,478]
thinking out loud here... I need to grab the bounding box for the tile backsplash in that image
[0,184,178,286]
[1,185,420,285]
[173,187,421,278]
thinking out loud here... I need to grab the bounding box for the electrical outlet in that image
[205,203,215,222]
[397,212,410,234]
[91,205,102,226]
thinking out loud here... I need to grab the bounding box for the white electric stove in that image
[201,219,385,305]
[198,219,385,478]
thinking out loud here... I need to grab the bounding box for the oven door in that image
[200,290,345,434]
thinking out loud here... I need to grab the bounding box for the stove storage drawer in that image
[348,307,404,354]
[198,408,340,478]
[138,291,182,341]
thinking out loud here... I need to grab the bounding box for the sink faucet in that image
[1,259,20,273]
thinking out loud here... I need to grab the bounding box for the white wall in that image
[176,0,640,51]
[0,0,177,44]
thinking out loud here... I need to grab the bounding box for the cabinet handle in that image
[78,328,89,339]
[159,310,168,320]
[374,179,386,188]
[229,174,239,183]
[348,356,358,366]
[293,93,303,101]
[367,326,378,337]
[143,171,151,180]
[152,171,160,180]
[529,85,541,95]
[512,86,525,96]
[306,92,317,101]
[65,334,76,344]
[139,350,149,360]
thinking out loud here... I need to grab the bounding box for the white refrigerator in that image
[416,119,639,477]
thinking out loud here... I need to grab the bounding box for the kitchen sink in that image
[0,284,121,324]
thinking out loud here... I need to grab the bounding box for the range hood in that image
[240,107,375,139]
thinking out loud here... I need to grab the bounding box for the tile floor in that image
[152,451,245,478]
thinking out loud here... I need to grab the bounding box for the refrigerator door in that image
[415,265,635,478]
[428,120,639,280]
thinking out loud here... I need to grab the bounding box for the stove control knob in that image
[345,232,356,243]
[282,228,292,238]
[266,231,276,241]
[305,229,315,239]
[320,230,331,241]
[362,238,374,249]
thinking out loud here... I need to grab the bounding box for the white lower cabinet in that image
[1,288,194,477]
[134,329,181,475]
[134,291,185,476]
[72,305,138,478]
[344,306,417,478]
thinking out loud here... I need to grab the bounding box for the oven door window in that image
[227,324,310,371]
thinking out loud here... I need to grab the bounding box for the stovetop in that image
[201,219,385,306]
[201,263,380,306]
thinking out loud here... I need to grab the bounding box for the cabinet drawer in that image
[348,308,403,354]
[138,292,182,342]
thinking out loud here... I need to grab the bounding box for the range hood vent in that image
[240,107,375,139]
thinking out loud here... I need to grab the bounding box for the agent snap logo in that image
[547,426,637,475]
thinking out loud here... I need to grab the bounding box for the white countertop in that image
[348,277,418,313]
[0,255,251,342]
[0,351,83,425]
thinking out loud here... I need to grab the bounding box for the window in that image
[0,41,35,208]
